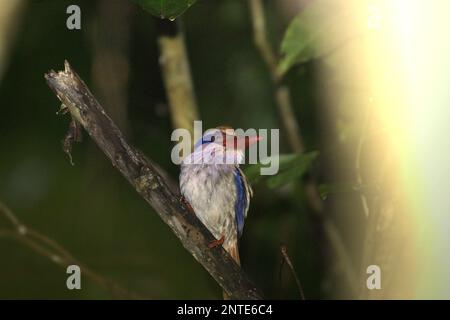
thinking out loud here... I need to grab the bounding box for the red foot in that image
[208,235,225,249]
[180,196,195,215]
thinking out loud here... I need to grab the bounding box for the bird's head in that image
[187,126,261,165]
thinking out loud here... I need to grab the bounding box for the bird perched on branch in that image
[180,127,260,266]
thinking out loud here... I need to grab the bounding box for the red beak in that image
[236,135,262,149]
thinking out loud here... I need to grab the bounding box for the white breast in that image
[179,163,238,249]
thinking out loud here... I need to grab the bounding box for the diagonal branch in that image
[44,61,262,300]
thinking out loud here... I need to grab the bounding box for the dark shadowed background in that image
[0,0,362,299]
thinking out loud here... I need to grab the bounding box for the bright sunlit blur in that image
[319,0,450,298]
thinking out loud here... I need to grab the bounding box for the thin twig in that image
[280,245,305,300]
[248,0,279,82]
[248,0,304,152]
[44,61,263,300]
[0,200,145,299]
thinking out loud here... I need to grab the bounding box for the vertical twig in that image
[90,0,132,133]
[248,0,304,152]
[157,19,200,140]
[248,0,279,81]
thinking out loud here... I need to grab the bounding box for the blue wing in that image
[234,168,250,239]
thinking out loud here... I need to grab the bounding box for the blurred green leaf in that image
[318,183,341,200]
[266,151,318,188]
[244,151,319,189]
[132,0,197,19]
[278,0,357,75]
[245,153,295,184]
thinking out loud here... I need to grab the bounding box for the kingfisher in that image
[179,127,260,266]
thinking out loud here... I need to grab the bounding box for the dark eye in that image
[210,136,215,142]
